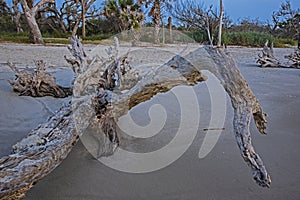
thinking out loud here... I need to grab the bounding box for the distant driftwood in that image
[7,60,72,98]
[257,40,300,69]
[0,37,271,199]
[285,49,300,68]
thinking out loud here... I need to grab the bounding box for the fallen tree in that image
[0,37,271,199]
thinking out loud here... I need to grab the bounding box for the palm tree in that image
[141,0,174,44]
[104,0,144,45]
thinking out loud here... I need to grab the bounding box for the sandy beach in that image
[0,43,300,200]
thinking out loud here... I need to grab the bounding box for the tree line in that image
[0,0,299,46]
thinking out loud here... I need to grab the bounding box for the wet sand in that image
[1,44,300,199]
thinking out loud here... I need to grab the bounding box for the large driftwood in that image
[198,47,270,187]
[7,60,72,98]
[0,103,77,199]
[1,41,271,199]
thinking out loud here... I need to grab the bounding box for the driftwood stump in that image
[1,38,272,199]
[257,40,282,68]
[7,60,72,98]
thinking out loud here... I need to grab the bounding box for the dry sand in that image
[0,44,300,200]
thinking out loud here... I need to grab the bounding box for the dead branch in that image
[7,60,72,98]
[64,35,87,75]
[204,47,270,187]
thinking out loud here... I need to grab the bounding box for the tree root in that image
[7,60,72,98]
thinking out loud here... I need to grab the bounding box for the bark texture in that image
[0,103,77,199]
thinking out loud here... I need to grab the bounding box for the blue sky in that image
[202,0,300,23]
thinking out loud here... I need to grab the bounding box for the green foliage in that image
[84,33,113,41]
[273,38,297,47]
[0,16,16,32]
[42,32,71,39]
[43,38,70,44]
[222,31,297,47]
[182,30,297,47]
[183,30,208,44]
[222,32,273,47]
[0,32,30,43]
[103,0,144,31]
[272,1,300,40]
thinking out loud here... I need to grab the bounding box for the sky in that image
[6,0,300,24]
[203,0,300,23]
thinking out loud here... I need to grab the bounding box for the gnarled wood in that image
[257,40,300,69]
[285,49,300,68]
[64,35,87,75]
[257,40,282,68]
[204,47,270,187]
[1,42,272,199]
[7,60,72,98]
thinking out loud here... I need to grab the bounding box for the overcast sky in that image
[202,0,300,23]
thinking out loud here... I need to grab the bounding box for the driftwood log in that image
[1,38,271,199]
[257,40,300,69]
[285,49,300,68]
[257,40,282,68]
[7,60,72,98]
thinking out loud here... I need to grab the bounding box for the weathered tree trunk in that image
[152,0,161,44]
[26,13,44,44]
[71,20,80,37]
[130,26,139,47]
[168,16,173,43]
[12,0,24,33]
[205,14,213,47]
[0,40,271,198]
[20,0,54,44]
[0,103,77,200]
[217,0,223,48]
[81,0,86,39]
